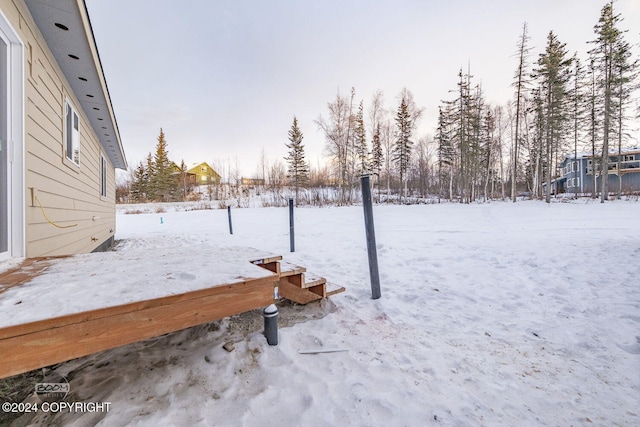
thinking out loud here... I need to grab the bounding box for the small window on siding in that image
[65,101,80,165]
[100,155,107,197]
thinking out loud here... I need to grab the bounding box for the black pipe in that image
[361,175,381,299]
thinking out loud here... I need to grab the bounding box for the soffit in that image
[25,0,127,170]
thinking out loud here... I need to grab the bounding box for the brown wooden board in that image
[0,276,276,378]
[278,261,306,277]
[326,282,346,297]
[277,278,322,305]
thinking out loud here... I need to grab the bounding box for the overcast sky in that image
[85,0,640,178]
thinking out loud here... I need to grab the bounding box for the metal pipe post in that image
[361,175,381,299]
[263,304,278,345]
[227,206,233,235]
[289,198,295,252]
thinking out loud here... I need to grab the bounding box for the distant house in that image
[241,177,265,187]
[187,162,221,186]
[544,148,640,195]
[0,0,127,261]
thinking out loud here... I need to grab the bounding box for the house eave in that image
[25,0,127,170]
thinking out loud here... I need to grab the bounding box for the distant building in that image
[544,148,640,195]
[241,178,265,186]
[187,162,221,185]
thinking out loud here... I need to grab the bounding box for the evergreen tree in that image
[611,16,638,198]
[446,68,476,203]
[144,153,155,198]
[393,96,413,202]
[588,1,636,201]
[149,128,178,202]
[368,90,385,201]
[354,101,369,175]
[436,105,455,202]
[370,122,383,181]
[533,31,572,203]
[131,161,147,202]
[285,116,309,204]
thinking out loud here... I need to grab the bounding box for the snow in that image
[0,244,276,328]
[4,200,640,426]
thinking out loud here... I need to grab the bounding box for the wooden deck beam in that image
[0,275,276,378]
[0,247,344,379]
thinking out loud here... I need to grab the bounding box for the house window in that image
[65,101,80,165]
[100,155,107,197]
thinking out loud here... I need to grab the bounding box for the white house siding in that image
[5,0,117,257]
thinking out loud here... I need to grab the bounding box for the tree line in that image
[302,1,638,204]
[128,129,187,202]
[120,2,638,206]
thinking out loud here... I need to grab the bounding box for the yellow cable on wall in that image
[35,195,78,229]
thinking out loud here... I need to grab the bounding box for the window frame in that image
[64,99,80,166]
[100,154,107,198]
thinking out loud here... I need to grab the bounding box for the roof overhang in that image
[25,0,127,170]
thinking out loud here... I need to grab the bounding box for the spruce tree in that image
[588,1,636,201]
[370,123,383,181]
[149,128,178,202]
[436,105,455,202]
[393,96,412,202]
[131,161,148,202]
[144,153,155,200]
[285,116,309,204]
[533,31,572,203]
[354,101,369,175]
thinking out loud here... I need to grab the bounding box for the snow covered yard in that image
[12,200,640,426]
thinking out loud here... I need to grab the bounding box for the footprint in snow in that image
[616,336,640,354]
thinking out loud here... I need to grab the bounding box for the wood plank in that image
[0,278,276,378]
[326,282,346,297]
[308,283,326,298]
[284,271,326,290]
[254,260,280,275]
[302,272,326,289]
[279,261,306,277]
[249,254,282,266]
[277,278,322,305]
[0,274,276,340]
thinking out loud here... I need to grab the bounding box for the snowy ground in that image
[5,200,640,426]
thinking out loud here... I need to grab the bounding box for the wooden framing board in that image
[277,277,322,305]
[0,274,277,378]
